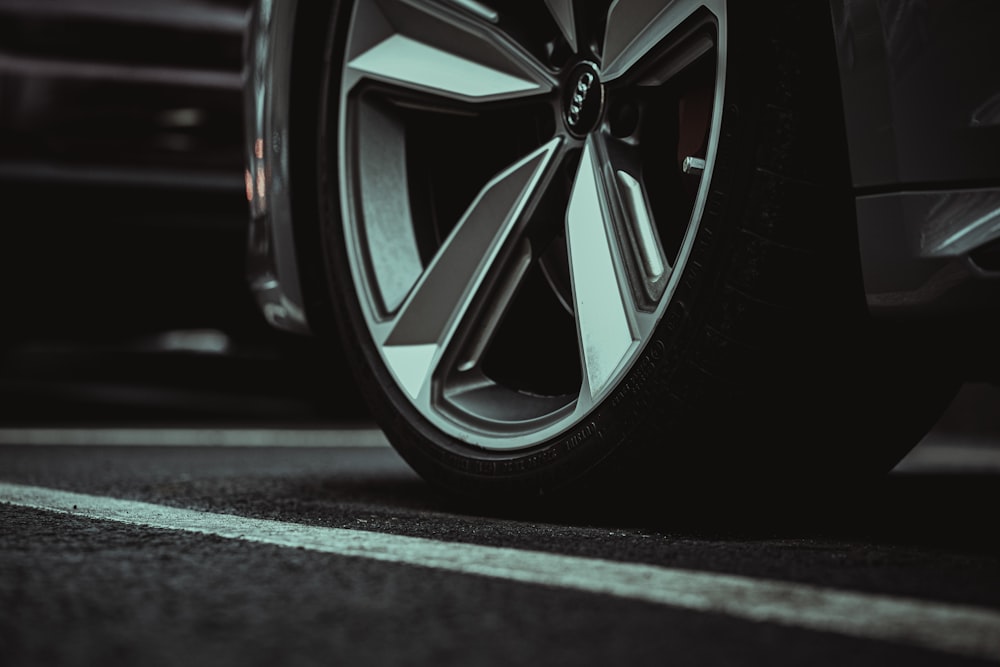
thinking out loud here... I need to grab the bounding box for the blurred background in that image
[0,0,369,425]
[0,0,995,452]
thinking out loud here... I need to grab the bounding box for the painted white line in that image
[2,482,998,661]
[0,428,390,448]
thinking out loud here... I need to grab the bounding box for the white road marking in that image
[0,428,390,448]
[2,482,998,661]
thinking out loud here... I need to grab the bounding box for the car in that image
[243,0,1000,499]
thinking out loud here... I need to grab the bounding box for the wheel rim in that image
[337,0,727,451]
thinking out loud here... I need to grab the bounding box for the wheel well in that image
[285,0,341,336]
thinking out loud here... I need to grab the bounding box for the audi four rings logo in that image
[567,72,595,127]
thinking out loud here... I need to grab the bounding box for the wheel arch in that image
[244,0,342,337]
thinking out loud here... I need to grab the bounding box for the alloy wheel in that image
[336,0,727,450]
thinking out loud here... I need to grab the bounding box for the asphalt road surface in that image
[1,426,999,666]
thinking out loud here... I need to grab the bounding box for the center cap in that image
[563,62,603,137]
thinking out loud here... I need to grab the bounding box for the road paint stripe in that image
[1,482,998,661]
[0,428,390,448]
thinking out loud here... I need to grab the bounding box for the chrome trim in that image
[244,0,311,334]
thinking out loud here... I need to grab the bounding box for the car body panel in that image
[829,0,1000,313]
[830,0,1000,189]
[244,0,312,334]
[856,188,1000,314]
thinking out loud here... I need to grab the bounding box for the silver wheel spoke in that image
[593,133,672,296]
[544,0,578,53]
[345,0,555,103]
[454,240,533,375]
[355,101,422,315]
[567,139,639,401]
[602,0,719,82]
[381,139,561,400]
[615,170,668,280]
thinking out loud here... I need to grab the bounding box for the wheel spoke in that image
[354,100,422,315]
[566,139,639,400]
[381,139,562,400]
[452,240,533,375]
[601,0,720,83]
[593,133,671,290]
[544,0,578,53]
[345,0,555,103]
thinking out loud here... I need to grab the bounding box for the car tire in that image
[313,0,956,501]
